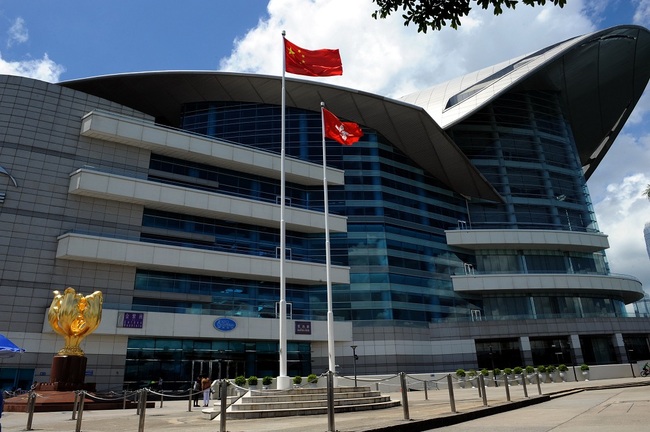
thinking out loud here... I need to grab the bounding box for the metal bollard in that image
[160,389,164,408]
[504,375,511,401]
[480,375,488,406]
[446,374,456,413]
[399,372,410,420]
[25,391,37,431]
[138,389,147,432]
[220,379,228,432]
[327,371,336,432]
[188,386,193,412]
[75,391,85,432]
[71,391,79,420]
[536,372,542,395]
[521,373,528,398]
[424,380,429,400]
[123,390,128,410]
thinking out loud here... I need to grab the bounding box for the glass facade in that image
[179,102,477,325]
[124,338,311,389]
[450,90,597,233]
[445,89,628,321]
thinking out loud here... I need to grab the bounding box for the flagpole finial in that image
[321,101,325,108]
[282,30,286,37]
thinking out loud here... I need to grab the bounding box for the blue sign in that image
[295,321,312,335]
[214,317,237,332]
[122,312,144,328]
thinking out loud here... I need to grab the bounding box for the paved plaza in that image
[1,377,649,432]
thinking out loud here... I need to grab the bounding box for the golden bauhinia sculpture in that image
[48,287,103,356]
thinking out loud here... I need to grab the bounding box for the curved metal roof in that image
[400,25,650,180]
[60,25,650,200]
[60,71,503,202]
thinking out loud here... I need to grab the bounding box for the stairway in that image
[204,386,400,420]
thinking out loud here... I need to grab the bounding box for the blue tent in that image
[0,334,24,358]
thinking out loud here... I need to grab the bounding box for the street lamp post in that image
[628,348,636,378]
[567,342,578,381]
[350,345,358,387]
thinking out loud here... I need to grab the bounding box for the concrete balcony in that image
[68,168,346,233]
[80,109,344,186]
[445,228,609,252]
[56,232,350,285]
[451,272,644,303]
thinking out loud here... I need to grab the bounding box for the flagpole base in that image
[276,375,292,390]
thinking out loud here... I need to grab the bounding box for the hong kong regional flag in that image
[284,38,343,77]
[323,108,363,146]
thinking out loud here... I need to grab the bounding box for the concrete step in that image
[241,390,382,403]
[224,399,402,419]
[231,395,394,411]
[203,385,400,420]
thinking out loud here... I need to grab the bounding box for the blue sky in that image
[2,0,650,294]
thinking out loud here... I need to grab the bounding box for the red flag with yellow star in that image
[284,38,342,77]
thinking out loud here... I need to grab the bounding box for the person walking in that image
[201,375,211,407]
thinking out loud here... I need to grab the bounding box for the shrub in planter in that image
[292,375,302,385]
[512,366,523,383]
[536,365,547,383]
[307,373,319,384]
[467,369,477,387]
[262,376,273,386]
[503,367,513,376]
[480,368,489,376]
[547,365,557,382]
[455,369,466,378]
[492,368,501,377]
[525,365,536,383]
[557,364,568,381]
[580,364,590,380]
[234,375,247,387]
[247,376,258,386]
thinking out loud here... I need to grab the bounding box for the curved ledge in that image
[451,273,644,303]
[445,228,609,252]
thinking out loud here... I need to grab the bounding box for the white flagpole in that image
[277,30,290,390]
[320,102,336,381]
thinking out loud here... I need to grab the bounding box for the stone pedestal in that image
[47,355,94,392]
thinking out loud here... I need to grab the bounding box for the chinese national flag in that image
[323,108,363,146]
[285,38,343,77]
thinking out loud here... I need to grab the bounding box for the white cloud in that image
[0,16,64,82]
[633,0,650,26]
[592,173,650,292]
[219,0,596,97]
[7,17,28,47]
[0,53,65,82]
[588,129,650,292]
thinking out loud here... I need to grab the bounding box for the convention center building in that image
[1,25,650,391]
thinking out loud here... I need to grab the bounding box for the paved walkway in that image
[1,377,649,432]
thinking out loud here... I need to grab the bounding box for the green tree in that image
[372,0,567,33]
[644,184,650,200]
